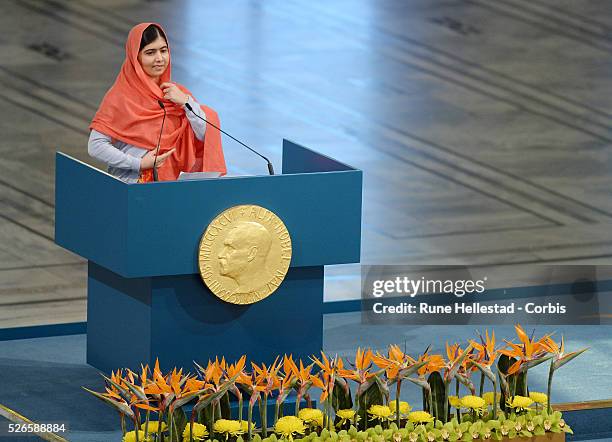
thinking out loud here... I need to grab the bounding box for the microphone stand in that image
[184,102,275,175]
[152,100,167,181]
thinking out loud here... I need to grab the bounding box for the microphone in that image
[152,99,167,181]
[184,102,275,175]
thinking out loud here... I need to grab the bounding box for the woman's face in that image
[138,35,169,82]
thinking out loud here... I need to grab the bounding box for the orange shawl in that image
[90,22,226,181]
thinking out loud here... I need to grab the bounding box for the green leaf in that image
[357,381,384,430]
[469,360,497,384]
[553,348,589,371]
[331,377,353,413]
[445,345,474,383]
[398,360,429,379]
[166,407,188,442]
[427,371,445,421]
[221,391,232,419]
[373,375,390,405]
[522,354,553,372]
[100,374,133,403]
[173,388,208,410]
[193,373,240,414]
[109,375,147,403]
[81,387,134,418]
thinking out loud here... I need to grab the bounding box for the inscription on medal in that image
[198,205,292,304]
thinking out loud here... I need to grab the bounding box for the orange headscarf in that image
[90,22,226,181]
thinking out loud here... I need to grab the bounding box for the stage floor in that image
[0,319,610,441]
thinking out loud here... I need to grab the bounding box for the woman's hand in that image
[160,82,188,106]
[140,147,176,170]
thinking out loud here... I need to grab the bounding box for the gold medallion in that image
[198,205,292,304]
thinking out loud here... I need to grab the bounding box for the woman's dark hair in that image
[139,25,167,51]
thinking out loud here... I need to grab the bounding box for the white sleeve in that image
[88,129,141,171]
[183,96,207,141]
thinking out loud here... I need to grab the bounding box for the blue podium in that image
[55,140,362,373]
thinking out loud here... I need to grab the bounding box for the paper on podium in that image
[178,171,222,180]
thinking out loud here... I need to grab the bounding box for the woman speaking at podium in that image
[88,23,226,182]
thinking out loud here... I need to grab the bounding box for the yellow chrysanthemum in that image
[298,408,324,427]
[239,421,252,433]
[529,392,548,405]
[448,395,461,408]
[408,411,434,424]
[275,416,306,441]
[182,422,209,442]
[507,395,533,410]
[368,405,392,420]
[213,419,243,437]
[123,431,151,442]
[336,409,359,427]
[142,421,167,433]
[482,392,495,405]
[389,401,412,415]
[336,409,356,420]
[460,395,486,410]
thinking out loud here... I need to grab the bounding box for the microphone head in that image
[157,100,165,109]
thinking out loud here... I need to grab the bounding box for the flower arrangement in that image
[84,324,585,441]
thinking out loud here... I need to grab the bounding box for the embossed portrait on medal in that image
[217,221,273,294]
[198,205,292,304]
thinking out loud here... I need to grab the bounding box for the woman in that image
[88,23,226,182]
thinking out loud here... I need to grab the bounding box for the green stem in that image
[479,373,485,397]
[295,392,302,416]
[120,413,126,436]
[167,412,172,442]
[157,411,163,442]
[261,394,268,437]
[329,396,334,431]
[443,382,449,424]
[239,395,243,422]
[274,401,280,428]
[455,379,460,423]
[395,380,401,429]
[547,361,554,415]
[144,411,150,439]
[498,371,507,419]
[492,379,498,420]
[134,412,140,442]
[364,393,368,430]
[248,401,254,441]
[323,399,328,430]
[190,409,196,442]
[426,388,433,423]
